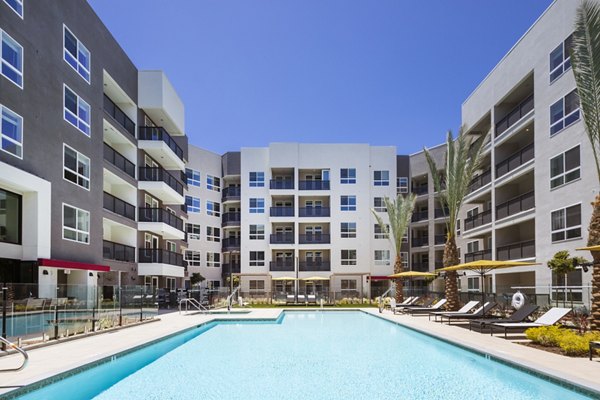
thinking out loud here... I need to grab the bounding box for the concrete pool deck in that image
[0,307,599,398]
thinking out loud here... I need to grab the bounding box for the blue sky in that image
[88,0,553,155]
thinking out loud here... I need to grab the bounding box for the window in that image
[551,204,581,242]
[207,175,220,192]
[186,223,200,240]
[397,177,408,193]
[208,280,220,290]
[249,172,264,187]
[63,144,90,190]
[374,250,390,265]
[374,224,389,239]
[373,170,389,186]
[166,241,176,253]
[206,226,220,242]
[457,219,461,237]
[186,168,200,187]
[341,279,357,290]
[249,198,264,213]
[550,145,580,189]
[63,204,89,244]
[467,277,480,291]
[249,280,265,291]
[185,196,200,213]
[249,251,265,266]
[402,232,408,243]
[1,104,22,158]
[341,249,357,266]
[206,252,220,267]
[400,252,408,269]
[550,90,580,136]
[466,241,479,254]
[550,34,572,83]
[63,25,90,83]
[206,201,220,217]
[3,0,23,17]
[1,30,23,87]
[0,188,21,244]
[64,85,91,136]
[341,195,356,211]
[341,222,356,238]
[373,197,386,212]
[249,224,265,240]
[340,168,356,184]
[184,250,201,267]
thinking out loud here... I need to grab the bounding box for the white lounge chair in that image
[307,294,317,304]
[489,307,572,338]
[405,298,447,315]
[286,295,295,304]
[297,294,306,303]
[429,300,480,321]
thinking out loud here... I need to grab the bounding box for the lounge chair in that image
[405,299,447,315]
[590,341,600,361]
[389,297,416,313]
[469,303,539,332]
[307,294,317,304]
[297,294,306,303]
[286,295,295,304]
[489,307,572,339]
[394,298,434,314]
[429,300,480,321]
[439,302,498,324]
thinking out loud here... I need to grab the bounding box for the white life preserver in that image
[511,291,526,310]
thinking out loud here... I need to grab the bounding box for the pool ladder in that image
[179,298,209,315]
[0,336,29,372]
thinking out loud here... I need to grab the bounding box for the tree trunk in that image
[588,194,600,330]
[443,236,460,311]
[394,254,404,304]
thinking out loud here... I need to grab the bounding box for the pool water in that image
[12,311,595,399]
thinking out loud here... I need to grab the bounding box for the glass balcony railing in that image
[497,240,535,260]
[468,169,492,193]
[411,237,429,247]
[270,179,294,190]
[411,186,428,196]
[103,94,136,138]
[299,261,331,271]
[270,207,295,217]
[103,240,136,262]
[138,126,184,161]
[222,212,241,227]
[495,143,534,179]
[270,233,294,244]
[464,209,492,231]
[495,94,534,137]
[299,207,330,217]
[299,233,330,244]
[496,191,535,221]
[104,143,135,179]
[222,187,241,202]
[270,261,295,272]
[299,180,330,190]
[138,167,184,196]
[464,249,492,263]
[103,192,136,221]
[222,237,241,250]
[411,211,429,222]
[138,248,185,267]
[138,208,184,231]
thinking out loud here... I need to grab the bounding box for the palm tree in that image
[424,128,488,310]
[372,194,416,303]
[570,0,600,329]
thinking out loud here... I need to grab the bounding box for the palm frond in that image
[371,193,416,253]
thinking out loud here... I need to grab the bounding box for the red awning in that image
[369,276,392,281]
[38,259,110,272]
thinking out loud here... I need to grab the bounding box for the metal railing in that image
[138,126,184,161]
[103,143,135,178]
[103,192,136,221]
[495,143,534,178]
[411,185,428,196]
[269,261,295,272]
[299,233,331,244]
[434,234,446,245]
[411,210,429,222]
[270,233,294,244]
[138,167,184,196]
[270,206,294,217]
[222,187,241,201]
[497,240,535,260]
[270,180,294,190]
[103,240,136,262]
[464,249,492,262]
[103,94,136,138]
[138,207,184,231]
[299,207,330,217]
[411,237,429,247]
[222,212,241,227]
[434,208,449,218]
[222,262,241,274]
[222,237,241,250]
[496,191,535,221]
[464,209,492,231]
[179,298,208,315]
[299,261,331,271]
[495,94,534,137]
[468,169,492,193]
[138,248,185,267]
[0,336,28,372]
[299,180,330,190]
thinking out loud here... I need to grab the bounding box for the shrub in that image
[525,325,565,347]
[559,334,591,356]
[526,326,600,356]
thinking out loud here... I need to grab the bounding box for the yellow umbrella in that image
[388,271,437,297]
[302,276,330,281]
[577,245,600,251]
[271,276,297,281]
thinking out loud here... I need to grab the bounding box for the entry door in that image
[152,276,159,288]
[321,169,330,181]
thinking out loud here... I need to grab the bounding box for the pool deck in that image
[1,307,599,397]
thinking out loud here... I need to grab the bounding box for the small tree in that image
[547,250,588,285]
[190,273,205,288]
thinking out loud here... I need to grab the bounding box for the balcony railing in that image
[270,207,295,217]
[411,237,429,247]
[468,169,492,193]
[138,167,184,196]
[464,249,492,263]
[495,94,534,137]
[270,179,294,190]
[299,261,331,271]
[270,233,294,244]
[103,143,135,178]
[411,262,429,272]
[222,262,241,274]
[299,180,330,190]
[222,237,241,250]
[103,240,135,262]
[434,208,449,219]
[496,191,535,221]
[222,212,241,227]
[138,207,184,231]
[270,261,295,272]
[434,234,446,245]
[411,186,428,196]
[222,187,241,202]
[138,248,185,267]
[299,207,330,217]
[103,94,135,138]
[299,233,331,244]
[103,192,136,221]
[496,143,534,178]
[464,209,492,231]
[411,211,429,222]
[497,240,535,260]
[138,126,184,161]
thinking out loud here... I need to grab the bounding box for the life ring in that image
[511,291,526,309]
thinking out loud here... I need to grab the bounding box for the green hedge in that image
[525,326,600,356]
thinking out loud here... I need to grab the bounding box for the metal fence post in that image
[119,286,123,326]
[1,286,7,351]
[139,287,143,322]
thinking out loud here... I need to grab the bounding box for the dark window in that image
[0,188,21,244]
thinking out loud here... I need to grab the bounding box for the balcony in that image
[222,187,241,202]
[464,249,492,263]
[299,207,330,217]
[496,143,534,179]
[411,210,429,223]
[103,94,136,138]
[222,262,241,275]
[299,180,330,190]
[496,191,535,221]
[299,261,331,271]
[270,233,294,244]
[270,207,295,217]
[138,167,185,204]
[138,248,185,278]
[468,169,492,193]
[104,143,135,179]
[103,240,135,262]
[222,212,241,227]
[299,233,331,244]
[497,240,535,260]
[411,262,429,272]
[270,260,295,272]
[464,209,492,231]
[434,234,446,245]
[434,208,449,219]
[270,180,294,190]
[495,95,534,137]
[411,237,429,247]
[222,237,241,251]
[138,126,185,170]
[138,207,185,240]
[103,192,135,221]
[412,186,428,196]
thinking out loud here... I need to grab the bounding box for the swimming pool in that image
[8,311,597,399]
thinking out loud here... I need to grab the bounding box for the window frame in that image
[249,198,265,213]
[249,171,265,187]
[549,34,572,84]
[206,200,221,217]
[62,203,90,244]
[374,224,389,239]
[186,168,200,187]
[550,144,581,190]
[63,25,91,83]
[1,29,23,88]
[341,249,357,266]
[551,203,582,243]
[249,251,265,266]
[3,0,23,18]
[0,103,23,159]
[373,197,386,212]
[63,143,90,191]
[184,250,201,267]
[63,84,91,136]
[185,195,200,213]
[341,195,356,211]
[373,170,390,186]
[186,223,201,240]
[340,168,356,184]
[206,226,220,242]
[374,250,391,266]
[0,187,22,245]
[340,222,357,238]
[550,89,580,136]
[249,224,265,240]
[206,252,220,267]
[206,175,220,192]
[397,177,408,193]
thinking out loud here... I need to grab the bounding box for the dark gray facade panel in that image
[396,155,410,177]
[222,152,241,176]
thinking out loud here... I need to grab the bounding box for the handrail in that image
[227,286,241,310]
[178,298,208,314]
[0,336,29,372]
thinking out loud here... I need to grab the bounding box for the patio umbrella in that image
[271,276,297,281]
[576,245,600,251]
[388,271,437,297]
[301,276,330,281]
[437,260,539,305]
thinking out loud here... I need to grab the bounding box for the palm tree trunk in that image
[394,254,404,304]
[443,236,460,311]
[588,195,600,330]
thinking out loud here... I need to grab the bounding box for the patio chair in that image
[489,307,572,339]
[405,299,447,315]
[286,295,295,304]
[394,298,434,314]
[469,303,539,332]
[297,294,306,303]
[429,300,480,321]
[307,294,317,304]
[439,302,498,324]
